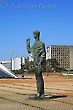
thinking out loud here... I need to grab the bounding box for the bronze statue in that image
[26,31,46,98]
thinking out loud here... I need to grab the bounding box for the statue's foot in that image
[29,94,40,100]
[35,93,44,99]
[29,93,45,100]
[40,93,45,99]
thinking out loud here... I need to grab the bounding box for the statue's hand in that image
[26,38,30,47]
[26,38,31,53]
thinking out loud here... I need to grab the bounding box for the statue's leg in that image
[35,66,44,98]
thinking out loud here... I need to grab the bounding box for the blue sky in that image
[0,0,73,60]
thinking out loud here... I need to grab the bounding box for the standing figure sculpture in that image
[26,31,46,98]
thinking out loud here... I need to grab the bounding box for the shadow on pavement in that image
[49,95,67,99]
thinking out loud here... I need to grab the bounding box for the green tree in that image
[46,58,60,72]
[23,60,34,73]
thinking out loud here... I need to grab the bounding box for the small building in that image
[11,57,26,70]
[0,57,26,71]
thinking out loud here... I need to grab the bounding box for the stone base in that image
[29,94,52,100]
[29,94,66,100]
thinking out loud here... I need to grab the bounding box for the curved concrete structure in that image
[0,64,18,78]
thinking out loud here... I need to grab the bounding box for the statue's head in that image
[33,31,40,40]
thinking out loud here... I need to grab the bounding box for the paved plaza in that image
[0,74,73,110]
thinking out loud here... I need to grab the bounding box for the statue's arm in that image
[26,38,31,53]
